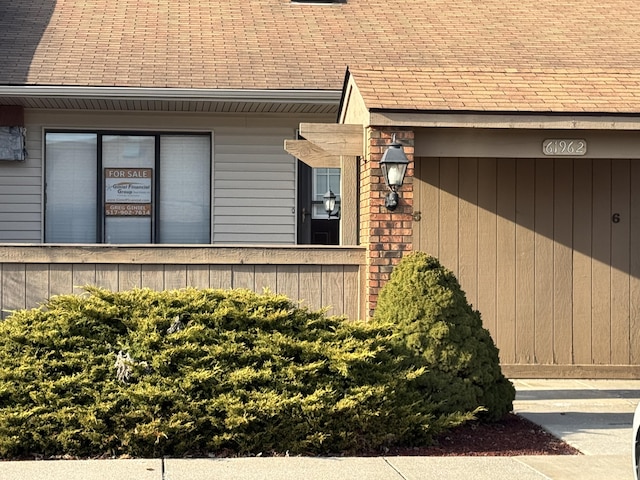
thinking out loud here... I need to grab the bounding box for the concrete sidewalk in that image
[0,379,638,480]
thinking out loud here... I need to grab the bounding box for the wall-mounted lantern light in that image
[379,134,409,211]
[323,189,340,218]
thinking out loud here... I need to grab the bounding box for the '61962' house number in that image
[543,139,587,156]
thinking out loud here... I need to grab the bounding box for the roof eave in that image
[0,85,342,104]
[368,109,640,130]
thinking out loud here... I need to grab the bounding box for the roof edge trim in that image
[0,86,342,104]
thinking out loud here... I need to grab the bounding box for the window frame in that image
[44,129,213,244]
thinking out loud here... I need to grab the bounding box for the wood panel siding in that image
[413,156,640,376]
[0,245,365,320]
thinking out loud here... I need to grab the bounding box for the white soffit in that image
[0,86,342,113]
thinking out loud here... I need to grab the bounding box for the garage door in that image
[413,156,640,369]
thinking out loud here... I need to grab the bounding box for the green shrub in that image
[0,287,476,459]
[373,252,515,421]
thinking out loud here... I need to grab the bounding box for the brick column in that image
[360,128,414,319]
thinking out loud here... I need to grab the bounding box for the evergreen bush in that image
[373,252,515,421]
[0,286,476,459]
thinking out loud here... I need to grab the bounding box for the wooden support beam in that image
[299,123,363,156]
[284,139,340,168]
[340,155,359,246]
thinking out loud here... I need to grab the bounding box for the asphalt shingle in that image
[2,0,640,112]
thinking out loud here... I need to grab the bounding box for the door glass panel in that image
[102,135,154,243]
[312,168,341,218]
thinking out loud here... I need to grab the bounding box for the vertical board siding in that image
[591,160,612,364]
[477,158,498,337]
[534,159,555,364]
[25,264,50,308]
[298,265,322,312]
[611,160,631,364]
[496,159,517,363]
[439,158,459,272]
[572,161,593,364]
[630,163,640,366]
[0,261,362,319]
[515,158,535,364]
[458,158,478,308]
[2,264,26,313]
[413,156,640,368]
[553,159,574,364]
[141,265,165,291]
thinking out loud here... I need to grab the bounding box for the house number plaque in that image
[543,139,587,156]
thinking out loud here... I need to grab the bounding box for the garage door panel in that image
[573,159,593,364]
[534,159,555,364]
[477,158,498,337]
[414,156,638,369]
[516,158,536,364]
[629,162,640,366]
[592,160,613,365]
[496,159,517,363]
[611,160,631,365]
[439,158,459,273]
[553,159,574,365]
[459,157,479,308]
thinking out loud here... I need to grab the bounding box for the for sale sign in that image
[104,168,152,216]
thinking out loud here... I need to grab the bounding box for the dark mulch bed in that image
[379,413,581,457]
[4,413,581,460]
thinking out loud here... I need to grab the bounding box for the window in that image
[45,132,211,244]
[312,168,340,219]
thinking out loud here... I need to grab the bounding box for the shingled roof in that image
[347,67,640,114]
[2,0,640,112]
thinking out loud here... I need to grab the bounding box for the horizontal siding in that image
[9,109,332,246]
[213,233,294,244]
[213,126,297,244]
[0,122,41,242]
[216,198,293,208]
[0,231,41,241]
[0,185,41,195]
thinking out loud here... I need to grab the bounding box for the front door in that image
[297,162,340,245]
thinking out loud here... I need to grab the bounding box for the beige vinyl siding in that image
[414,155,639,368]
[0,124,42,241]
[212,128,296,244]
[12,110,333,245]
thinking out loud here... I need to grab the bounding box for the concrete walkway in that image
[0,379,638,480]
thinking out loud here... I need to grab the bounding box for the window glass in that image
[45,133,98,242]
[312,168,340,218]
[158,135,211,243]
[102,136,155,243]
[44,132,211,244]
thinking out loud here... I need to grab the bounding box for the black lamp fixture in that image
[323,189,340,218]
[379,134,409,211]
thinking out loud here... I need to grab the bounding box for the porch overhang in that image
[283,122,363,168]
[284,123,363,246]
